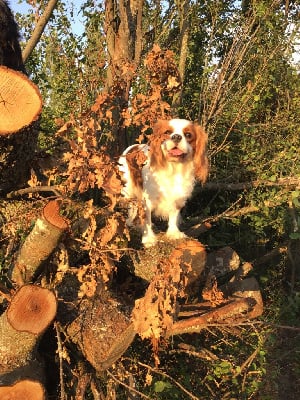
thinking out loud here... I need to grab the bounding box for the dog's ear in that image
[149,120,170,169]
[193,124,208,184]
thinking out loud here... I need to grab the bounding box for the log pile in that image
[0,199,264,398]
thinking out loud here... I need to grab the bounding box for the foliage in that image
[7,0,300,399]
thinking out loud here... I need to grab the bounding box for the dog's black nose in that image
[171,134,182,143]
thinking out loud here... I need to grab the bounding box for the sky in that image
[10,0,86,36]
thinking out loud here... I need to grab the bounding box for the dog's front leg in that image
[141,197,157,247]
[166,207,186,240]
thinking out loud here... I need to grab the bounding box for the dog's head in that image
[149,119,208,183]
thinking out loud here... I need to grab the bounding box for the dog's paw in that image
[166,229,187,240]
[142,233,157,247]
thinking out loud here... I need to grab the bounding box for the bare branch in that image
[203,177,300,191]
[22,0,59,63]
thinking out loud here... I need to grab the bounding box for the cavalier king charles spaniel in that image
[119,119,208,247]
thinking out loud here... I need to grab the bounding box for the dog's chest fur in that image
[142,161,195,218]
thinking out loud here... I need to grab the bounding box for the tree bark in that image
[12,200,69,285]
[0,66,42,134]
[172,0,190,110]
[104,0,144,153]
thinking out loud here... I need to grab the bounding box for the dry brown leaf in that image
[202,274,225,307]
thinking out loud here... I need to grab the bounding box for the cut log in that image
[205,246,240,280]
[0,285,57,374]
[12,200,69,285]
[0,66,42,134]
[0,379,45,400]
[66,289,135,372]
[132,240,207,341]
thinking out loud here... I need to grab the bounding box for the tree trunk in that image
[12,200,69,285]
[104,0,143,153]
[172,0,190,111]
[66,289,135,372]
[131,240,263,341]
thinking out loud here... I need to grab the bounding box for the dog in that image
[118,119,208,246]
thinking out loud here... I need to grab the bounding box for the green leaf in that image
[289,232,300,240]
[153,381,172,393]
[292,197,300,207]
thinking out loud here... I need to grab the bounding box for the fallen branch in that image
[6,185,62,198]
[167,294,262,337]
[185,205,259,238]
[253,245,287,266]
[203,177,300,191]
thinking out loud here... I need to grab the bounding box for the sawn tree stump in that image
[0,285,57,397]
[0,66,42,194]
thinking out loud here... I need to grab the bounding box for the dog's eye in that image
[184,132,192,139]
[164,130,172,135]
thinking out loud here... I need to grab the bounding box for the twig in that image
[55,322,66,400]
[185,195,246,236]
[106,370,152,400]
[6,185,62,198]
[123,358,200,400]
[269,324,300,332]
[232,347,260,380]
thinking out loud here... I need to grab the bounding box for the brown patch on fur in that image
[193,124,208,183]
[125,146,146,189]
[149,120,172,170]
